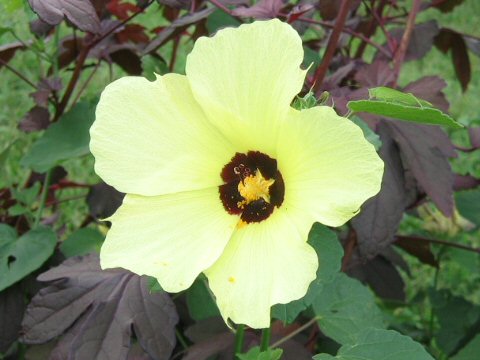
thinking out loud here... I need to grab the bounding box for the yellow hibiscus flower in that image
[89,19,384,329]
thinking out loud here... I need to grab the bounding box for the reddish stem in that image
[312,0,353,92]
[53,1,154,121]
[392,0,422,86]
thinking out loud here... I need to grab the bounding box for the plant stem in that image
[175,328,189,349]
[34,170,52,228]
[392,0,421,86]
[234,324,245,358]
[260,327,271,352]
[270,317,319,348]
[396,235,480,254]
[0,58,37,89]
[312,0,353,92]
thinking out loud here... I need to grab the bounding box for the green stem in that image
[175,328,189,349]
[260,327,271,352]
[234,324,245,358]
[34,170,51,228]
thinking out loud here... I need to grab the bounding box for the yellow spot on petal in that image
[228,276,236,283]
[237,220,247,229]
[238,170,275,204]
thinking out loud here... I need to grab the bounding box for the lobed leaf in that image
[21,254,178,360]
[312,273,385,345]
[28,0,101,34]
[313,328,434,360]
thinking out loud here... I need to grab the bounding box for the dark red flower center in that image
[219,151,285,224]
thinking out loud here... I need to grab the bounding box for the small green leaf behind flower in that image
[60,227,105,257]
[21,101,96,173]
[238,346,283,360]
[347,86,462,129]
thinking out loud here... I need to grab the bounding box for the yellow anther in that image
[237,170,275,204]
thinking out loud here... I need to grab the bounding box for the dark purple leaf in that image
[431,0,465,13]
[110,47,143,75]
[29,18,54,37]
[386,121,456,217]
[328,87,368,116]
[318,0,361,20]
[232,0,284,19]
[57,36,83,70]
[30,77,63,108]
[143,8,214,55]
[464,35,480,57]
[454,174,480,191]
[403,76,449,112]
[183,332,234,360]
[348,255,406,302]
[352,126,413,258]
[395,236,438,267]
[28,0,101,34]
[469,127,480,148]
[18,106,50,133]
[156,0,191,9]
[355,60,395,87]
[184,317,227,343]
[0,283,26,352]
[0,42,26,68]
[390,20,439,61]
[435,28,471,92]
[87,182,124,219]
[21,254,178,360]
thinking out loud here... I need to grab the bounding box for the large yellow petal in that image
[185,19,306,155]
[204,208,318,329]
[277,106,384,228]
[90,74,235,196]
[100,188,237,292]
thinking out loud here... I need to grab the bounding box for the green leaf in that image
[186,276,220,321]
[60,227,105,257]
[21,101,96,173]
[0,226,57,291]
[141,55,169,81]
[272,223,343,323]
[429,289,480,355]
[455,189,480,226]
[312,273,385,345]
[451,334,480,360]
[369,87,432,107]
[313,328,434,360]
[0,224,17,253]
[238,347,283,360]
[351,116,382,150]
[12,182,41,206]
[347,86,462,129]
[147,276,163,293]
[292,91,318,110]
[206,9,240,34]
[7,203,29,217]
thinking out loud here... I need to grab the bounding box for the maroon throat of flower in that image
[219,151,285,224]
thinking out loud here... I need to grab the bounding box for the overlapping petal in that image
[90,73,235,196]
[205,208,318,328]
[185,19,306,155]
[101,188,237,292]
[277,106,384,228]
